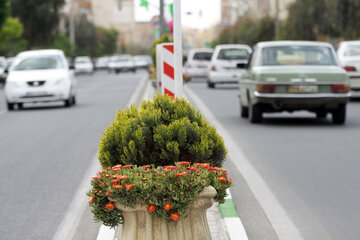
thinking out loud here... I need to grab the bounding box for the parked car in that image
[238,41,350,124]
[74,56,94,75]
[184,48,213,81]
[108,55,136,73]
[134,55,150,69]
[337,41,360,97]
[95,57,109,71]
[207,44,252,88]
[4,49,76,110]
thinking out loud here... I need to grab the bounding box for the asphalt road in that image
[0,71,146,240]
[187,80,360,240]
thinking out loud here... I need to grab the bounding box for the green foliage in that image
[99,94,227,168]
[11,0,65,48]
[151,34,172,67]
[87,163,232,227]
[95,27,118,56]
[0,0,9,30]
[52,33,73,56]
[213,17,275,47]
[0,18,26,56]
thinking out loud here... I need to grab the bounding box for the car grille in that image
[27,81,46,87]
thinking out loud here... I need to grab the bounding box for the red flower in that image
[112,168,121,172]
[112,184,122,189]
[112,164,122,169]
[105,202,115,210]
[187,167,200,171]
[143,165,151,168]
[164,203,172,211]
[176,172,187,177]
[147,204,156,213]
[164,166,178,170]
[88,196,95,204]
[117,175,128,180]
[91,176,101,180]
[106,190,111,196]
[125,184,135,191]
[123,165,133,168]
[111,179,119,183]
[222,171,228,176]
[227,179,232,184]
[218,176,227,182]
[170,212,180,221]
[178,161,191,165]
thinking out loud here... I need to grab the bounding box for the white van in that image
[183,48,213,80]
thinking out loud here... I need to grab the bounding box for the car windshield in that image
[193,52,212,61]
[343,45,360,57]
[217,48,249,60]
[113,58,130,62]
[13,55,65,71]
[261,46,337,66]
[76,58,91,63]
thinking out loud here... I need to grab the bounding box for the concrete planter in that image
[111,186,217,240]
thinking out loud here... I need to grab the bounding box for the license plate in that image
[288,85,318,93]
[25,91,47,97]
[197,65,207,68]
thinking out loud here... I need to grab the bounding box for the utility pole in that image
[159,0,166,36]
[69,0,76,48]
[275,0,280,39]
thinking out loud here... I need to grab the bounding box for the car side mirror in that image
[237,63,248,69]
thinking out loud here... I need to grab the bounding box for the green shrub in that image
[98,94,227,168]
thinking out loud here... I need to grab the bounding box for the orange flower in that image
[222,171,228,176]
[117,175,128,180]
[178,161,191,165]
[227,179,232,184]
[143,165,151,168]
[147,204,156,213]
[176,172,187,177]
[112,164,122,169]
[111,179,119,183]
[187,167,200,171]
[91,176,101,180]
[143,170,149,173]
[105,202,115,210]
[112,184,122,189]
[106,190,111,196]
[218,176,227,182]
[112,168,121,172]
[170,212,180,221]
[164,203,172,211]
[123,165,133,168]
[164,166,178,170]
[88,196,95,204]
[142,178,148,181]
[125,184,135,191]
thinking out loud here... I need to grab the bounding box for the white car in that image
[95,57,109,70]
[134,55,150,69]
[184,48,213,81]
[4,49,76,110]
[74,56,94,75]
[207,44,252,88]
[108,55,136,73]
[337,41,360,97]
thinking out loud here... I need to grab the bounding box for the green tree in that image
[11,0,65,48]
[0,17,26,56]
[151,34,172,67]
[52,33,73,56]
[95,27,118,56]
[74,15,97,56]
[0,0,9,30]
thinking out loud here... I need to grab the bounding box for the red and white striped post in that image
[156,0,183,98]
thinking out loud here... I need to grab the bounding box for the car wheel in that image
[72,96,76,105]
[249,102,262,123]
[132,68,136,73]
[7,102,14,111]
[316,111,327,119]
[115,70,120,74]
[240,103,248,118]
[332,104,346,124]
[64,97,73,107]
[207,81,215,88]
[17,103,23,109]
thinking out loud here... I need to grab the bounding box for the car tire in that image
[132,68,136,73]
[115,69,120,74]
[17,103,23,110]
[249,102,262,123]
[332,104,346,124]
[72,96,76,105]
[7,102,14,111]
[240,103,248,118]
[64,97,73,107]
[316,112,327,119]
[207,81,215,88]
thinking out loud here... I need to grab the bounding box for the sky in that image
[134,0,221,30]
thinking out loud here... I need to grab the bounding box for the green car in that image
[238,41,350,124]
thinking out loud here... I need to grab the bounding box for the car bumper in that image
[208,70,244,83]
[75,68,93,73]
[5,86,71,103]
[184,68,209,78]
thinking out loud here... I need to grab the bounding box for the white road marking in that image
[184,85,304,240]
[52,73,149,240]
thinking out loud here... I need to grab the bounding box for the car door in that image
[239,45,258,107]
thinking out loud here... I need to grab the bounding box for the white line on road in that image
[184,86,304,240]
[52,73,149,240]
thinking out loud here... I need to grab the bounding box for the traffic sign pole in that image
[173,0,183,98]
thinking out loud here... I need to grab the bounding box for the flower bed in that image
[87,162,232,228]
